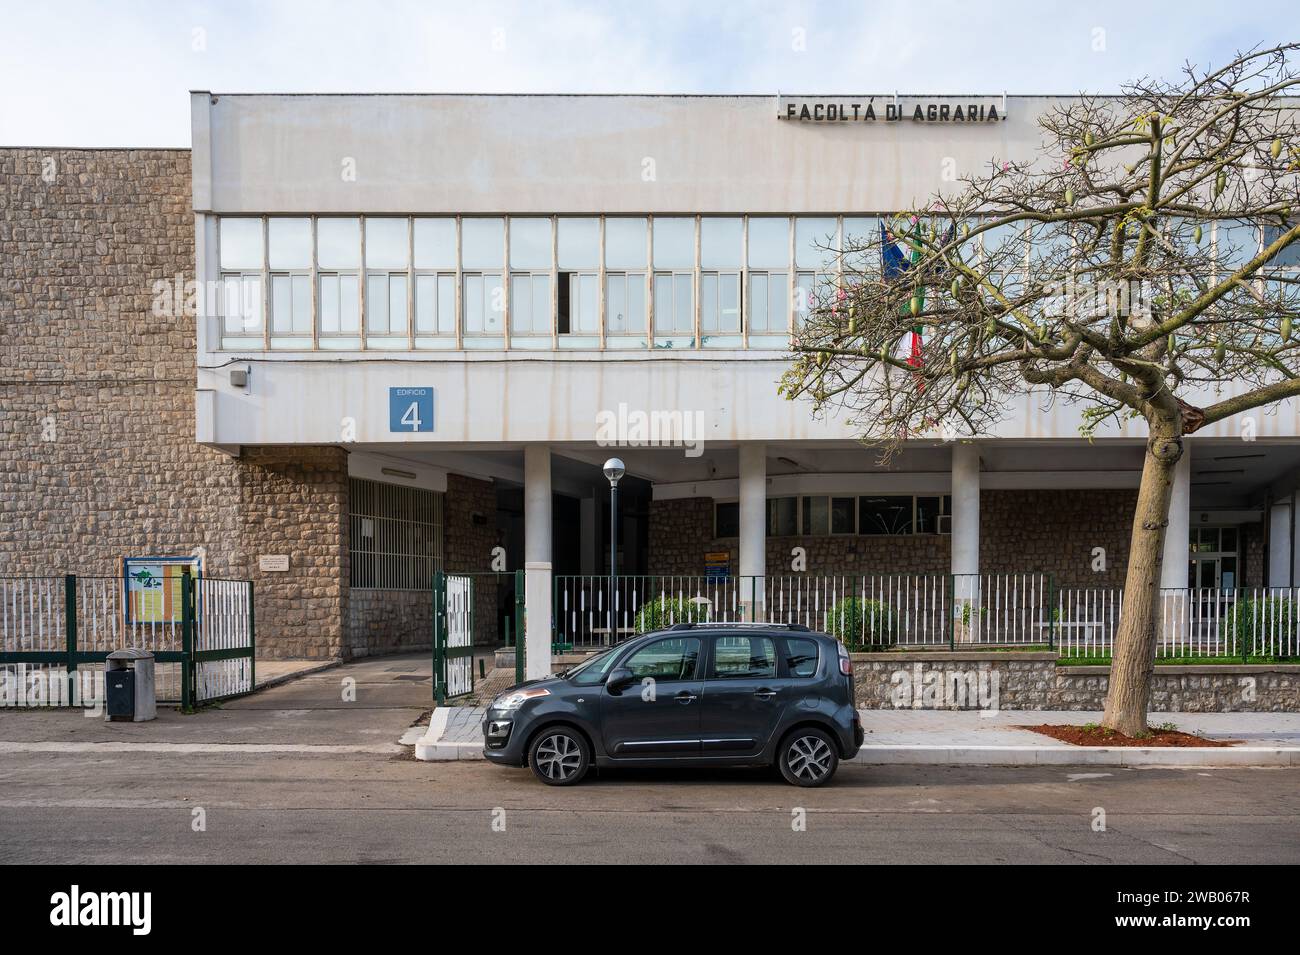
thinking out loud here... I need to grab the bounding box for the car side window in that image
[709,636,776,680]
[784,637,819,678]
[622,637,700,682]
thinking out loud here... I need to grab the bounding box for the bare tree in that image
[781,45,1300,736]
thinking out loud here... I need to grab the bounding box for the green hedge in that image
[634,595,710,632]
[824,596,897,648]
[1221,595,1296,656]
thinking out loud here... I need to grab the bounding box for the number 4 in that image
[400,401,421,431]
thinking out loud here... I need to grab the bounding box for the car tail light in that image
[837,641,853,676]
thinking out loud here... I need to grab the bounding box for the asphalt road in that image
[3,655,1296,865]
[2,752,1297,864]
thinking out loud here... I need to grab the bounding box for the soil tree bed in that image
[1019,724,1237,748]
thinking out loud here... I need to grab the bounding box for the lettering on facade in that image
[778,97,1005,123]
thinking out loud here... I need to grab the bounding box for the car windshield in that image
[562,647,620,685]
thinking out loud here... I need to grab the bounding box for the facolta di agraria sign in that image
[778,95,1007,123]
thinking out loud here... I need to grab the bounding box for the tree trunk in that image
[1101,420,1184,737]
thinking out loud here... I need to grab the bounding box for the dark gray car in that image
[482,623,863,787]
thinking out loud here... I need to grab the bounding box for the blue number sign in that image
[389,387,435,433]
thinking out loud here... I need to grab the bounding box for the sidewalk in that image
[414,707,1300,766]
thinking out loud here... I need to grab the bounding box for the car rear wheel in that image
[778,728,839,787]
[528,728,591,786]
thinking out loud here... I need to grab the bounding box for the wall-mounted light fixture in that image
[380,467,417,480]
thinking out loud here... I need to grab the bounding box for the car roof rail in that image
[668,621,812,632]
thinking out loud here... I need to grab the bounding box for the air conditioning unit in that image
[936,514,952,535]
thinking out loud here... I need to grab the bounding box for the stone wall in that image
[348,588,433,657]
[852,652,1300,711]
[443,473,504,646]
[0,148,349,660]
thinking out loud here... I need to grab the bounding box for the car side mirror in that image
[605,667,634,692]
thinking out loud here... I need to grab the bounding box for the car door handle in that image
[674,691,698,704]
[753,688,776,699]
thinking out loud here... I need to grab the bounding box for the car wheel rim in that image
[787,736,832,781]
[536,734,582,780]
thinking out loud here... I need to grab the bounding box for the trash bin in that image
[105,650,156,722]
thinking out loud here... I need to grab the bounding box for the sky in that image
[0,0,1292,146]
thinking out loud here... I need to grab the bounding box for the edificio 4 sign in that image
[778,95,1006,123]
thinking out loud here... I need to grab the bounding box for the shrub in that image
[1220,595,1296,656]
[824,596,897,648]
[635,595,710,632]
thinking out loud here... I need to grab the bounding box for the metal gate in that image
[433,572,474,703]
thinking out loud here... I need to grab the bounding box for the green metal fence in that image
[0,571,255,709]
[433,569,524,703]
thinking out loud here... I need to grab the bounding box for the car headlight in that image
[493,687,550,710]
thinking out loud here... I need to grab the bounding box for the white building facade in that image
[189,93,1300,674]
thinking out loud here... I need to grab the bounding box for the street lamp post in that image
[602,458,626,638]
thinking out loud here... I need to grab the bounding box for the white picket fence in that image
[1054,587,1299,659]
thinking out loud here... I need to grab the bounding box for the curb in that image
[848,744,1300,767]
[413,738,1300,766]
[254,659,345,692]
[415,708,473,761]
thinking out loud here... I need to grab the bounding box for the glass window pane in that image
[858,496,913,535]
[719,273,739,330]
[802,496,828,536]
[715,502,739,537]
[625,637,700,681]
[366,218,408,269]
[240,275,262,330]
[389,274,408,334]
[220,218,263,269]
[626,274,645,333]
[319,275,339,333]
[701,217,742,269]
[533,275,551,333]
[674,274,693,332]
[339,275,359,332]
[605,217,648,270]
[795,217,837,269]
[767,496,797,536]
[785,637,819,678]
[654,274,673,332]
[557,218,599,269]
[1220,527,1238,553]
[510,218,552,269]
[654,217,695,269]
[416,275,435,333]
[462,218,504,270]
[464,275,484,332]
[510,275,529,333]
[414,218,457,270]
[1263,221,1298,267]
[710,636,775,680]
[485,274,504,332]
[916,496,942,534]
[701,273,718,331]
[748,217,789,268]
[268,218,311,270]
[769,273,789,330]
[367,274,389,334]
[606,274,625,332]
[831,497,855,534]
[292,274,310,333]
[749,273,769,331]
[437,275,455,333]
[317,218,360,269]
[842,217,878,271]
[272,275,292,332]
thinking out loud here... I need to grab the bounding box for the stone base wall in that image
[348,589,433,657]
[443,473,504,646]
[852,652,1300,712]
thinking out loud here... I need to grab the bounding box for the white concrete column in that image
[738,443,766,619]
[950,443,980,577]
[1161,443,1191,590]
[524,445,552,680]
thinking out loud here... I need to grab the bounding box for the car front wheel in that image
[777,728,839,787]
[528,727,591,786]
